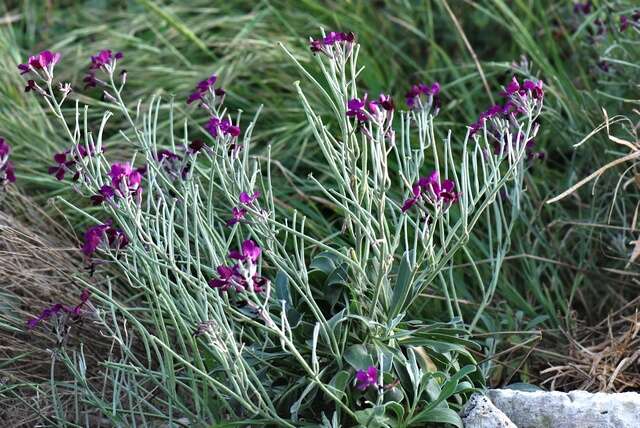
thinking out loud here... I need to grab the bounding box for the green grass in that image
[2,0,640,425]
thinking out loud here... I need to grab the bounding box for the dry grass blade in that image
[0,191,125,426]
[540,311,640,392]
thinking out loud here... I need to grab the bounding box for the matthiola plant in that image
[18,31,542,426]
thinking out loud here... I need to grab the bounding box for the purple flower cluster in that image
[310,31,355,55]
[89,162,145,206]
[27,289,91,330]
[0,138,16,185]
[18,50,61,77]
[187,73,225,105]
[227,190,260,226]
[573,2,591,14]
[48,145,96,181]
[90,49,123,71]
[402,171,459,213]
[355,365,378,391]
[82,220,129,257]
[346,93,395,123]
[84,49,123,89]
[187,73,241,148]
[209,239,268,293]
[405,82,441,109]
[469,77,543,137]
[205,117,241,138]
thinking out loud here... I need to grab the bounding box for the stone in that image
[461,393,517,428]
[485,389,640,428]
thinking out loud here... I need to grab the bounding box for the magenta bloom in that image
[89,50,123,70]
[309,31,355,55]
[469,77,543,137]
[227,191,260,227]
[229,239,261,263]
[108,162,144,199]
[620,15,630,32]
[405,82,441,109]
[355,366,378,391]
[188,139,207,154]
[81,221,128,257]
[205,117,241,138]
[346,93,394,123]
[187,73,225,104]
[90,185,116,206]
[402,171,459,213]
[24,79,38,93]
[18,50,61,75]
[227,207,247,227]
[48,145,96,181]
[239,190,260,205]
[373,93,395,112]
[209,239,267,293]
[0,138,16,184]
[82,50,123,89]
[209,265,239,292]
[346,95,369,122]
[26,289,91,330]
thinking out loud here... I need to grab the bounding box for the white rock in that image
[461,393,517,428]
[485,389,640,428]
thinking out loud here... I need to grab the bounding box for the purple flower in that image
[26,289,91,330]
[24,79,38,93]
[0,138,16,184]
[346,93,394,123]
[18,50,61,75]
[309,31,355,55]
[355,366,378,391]
[82,50,123,90]
[402,171,459,213]
[227,191,260,227]
[187,73,225,104]
[373,93,395,111]
[209,265,239,292]
[90,185,116,206]
[205,117,241,138]
[227,207,247,227]
[89,50,123,70]
[469,78,543,137]
[405,82,440,109]
[620,15,630,32]
[346,95,369,122]
[48,151,72,180]
[0,138,11,158]
[108,162,143,198]
[239,190,260,205]
[82,220,128,257]
[209,239,267,294]
[229,239,261,263]
[188,139,207,154]
[83,71,98,89]
[48,145,97,181]
[573,2,591,15]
